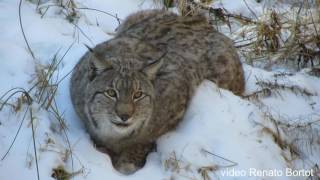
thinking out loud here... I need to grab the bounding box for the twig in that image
[235,41,254,48]
[187,0,257,24]
[242,88,272,100]
[0,90,31,111]
[30,108,40,180]
[306,0,319,38]
[75,7,122,25]
[1,106,29,161]
[38,4,122,25]
[256,80,317,97]
[0,88,26,106]
[19,0,35,59]
[201,149,238,167]
[243,0,259,20]
[71,22,94,45]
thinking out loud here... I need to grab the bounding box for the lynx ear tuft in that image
[84,44,94,53]
[143,52,166,80]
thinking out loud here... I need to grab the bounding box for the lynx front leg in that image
[112,143,156,175]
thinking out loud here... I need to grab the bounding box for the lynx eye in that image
[133,91,143,99]
[105,89,117,98]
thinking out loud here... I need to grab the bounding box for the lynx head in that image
[84,45,164,139]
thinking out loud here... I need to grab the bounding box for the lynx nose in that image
[116,101,134,122]
[119,114,130,122]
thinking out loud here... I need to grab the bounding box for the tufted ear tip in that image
[84,43,94,53]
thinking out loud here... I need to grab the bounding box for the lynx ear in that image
[85,44,113,81]
[90,56,113,72]
[85,44,113,71]
[143,52,166,80]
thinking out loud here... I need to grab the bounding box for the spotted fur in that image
[70,9,245,174]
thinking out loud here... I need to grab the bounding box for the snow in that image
[0,0,319,180]
[213,0,263,18]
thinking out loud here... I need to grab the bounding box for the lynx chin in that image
[70,9,245,174]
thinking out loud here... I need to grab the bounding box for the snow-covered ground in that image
[0,0,319,180]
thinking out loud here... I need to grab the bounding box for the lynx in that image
[70,9,244,174]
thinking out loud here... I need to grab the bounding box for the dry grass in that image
[247,87,320,179]
[234,3,320,69]
[158,0,320,70]
[0,44,79,179]
[163,149,238,180]
[51,164,84,180]
[241,72,320,179]
[0,0,122,179]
